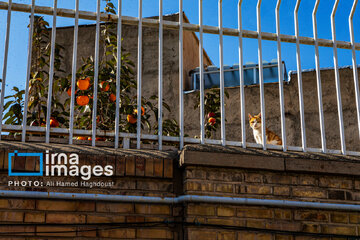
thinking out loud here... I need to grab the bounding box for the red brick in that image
[0,211,23,222]
[97,202,133,213]
[319,177,352,189]
[136,229,173,239]
[237,208,273,219]
[187,205,215,216]
[218,231,236,240]
[87,214,125,223]
[0,226,35,235]
[154,158,163,177]
[135,204,170,215]
[331,213,349,223]
[145,158,154,176]
[25,212,45,223]
[0,151,5,169]
[245,173,262,183]
[135,156,145,176]
[99,229,136,238]
[125,156,135,176]
[238,232,272,240]
[246,185,272,195]
[292,188,326,199]
[186,181,214,192]
[294,211,328,222]
[274,186,290,196]
[274,210,292,220]
[164,158,173,178]
[37,200,94,211]
[8,199,35,209]
[266,174,297,185]
[217,207,235,217]
[322,225,356,235]
[115,156,125,176]
[46,213,86,224]
[188,229,217,240]
[36,226,77,237]
[216,183,234,193]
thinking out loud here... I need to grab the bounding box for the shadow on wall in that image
[183,66,360,152]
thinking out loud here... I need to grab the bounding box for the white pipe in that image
[1,190,360,211]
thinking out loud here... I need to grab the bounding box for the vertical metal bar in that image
[69,0,80,145]
[256,0,266,150]
[136,0,143,149]
[349,0,360,142]
[238,0,246,148]
[115,0,122,148]
[331,0,346,154]
[0,0,12,139]
[158,0,163,150]
[45,0,58,143]
[294,0,307,151]
[21,0,36,142]
[219,0,226,146]
[91,0,101,147]
[199,0,205,144]
[179,0,184,149]
[275,0,286,151]
[312,0,327,153]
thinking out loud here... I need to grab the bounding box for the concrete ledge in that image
[180,145,360,176]
[0,140,178,160]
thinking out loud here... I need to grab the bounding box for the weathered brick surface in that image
[1,145,360,239]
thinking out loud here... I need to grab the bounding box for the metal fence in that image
[0,0,359,156]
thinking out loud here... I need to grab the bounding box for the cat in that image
[248,113,282,145]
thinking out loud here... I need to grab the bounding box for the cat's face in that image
[248,113,261,129]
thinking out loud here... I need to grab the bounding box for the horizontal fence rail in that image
[0,0,359,157]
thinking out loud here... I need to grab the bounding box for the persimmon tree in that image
[3,0,180,141]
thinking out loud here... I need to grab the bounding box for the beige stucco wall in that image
[54,13,211,126]
[182,66,360,152]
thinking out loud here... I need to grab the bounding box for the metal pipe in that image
[115,0,122,149]
[312,0,326,153]
[136,0,143,149]
[349,0,360,142]
[294,0,307,152]
[1,190,360,211]
[0,1,359,50]
[238,0,246,148]
[199,0,205,144]
[21,0,35,142]
[256,0,266,150]
[179,1,184,150]
[331,0,346,155]
[158,0,163,150]
[276,0,286,152]
[0,0,12,140]
[91,0,101,147]
[45,0,58,144]
[69,0,80,145]
[219,0,226,146]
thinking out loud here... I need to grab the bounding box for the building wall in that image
[183,66,360,152]
[54,13,212,125]
[1,142,360,239]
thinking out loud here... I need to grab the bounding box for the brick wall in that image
[1,142,360,239]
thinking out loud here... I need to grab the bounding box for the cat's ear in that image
[257,112,261,118]
[248,113,252,119]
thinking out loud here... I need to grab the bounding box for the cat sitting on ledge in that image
[248,113,282,146]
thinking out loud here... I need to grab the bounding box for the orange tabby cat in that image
[248,113,282,145]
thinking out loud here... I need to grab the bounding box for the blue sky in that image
[0,0,359,95]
